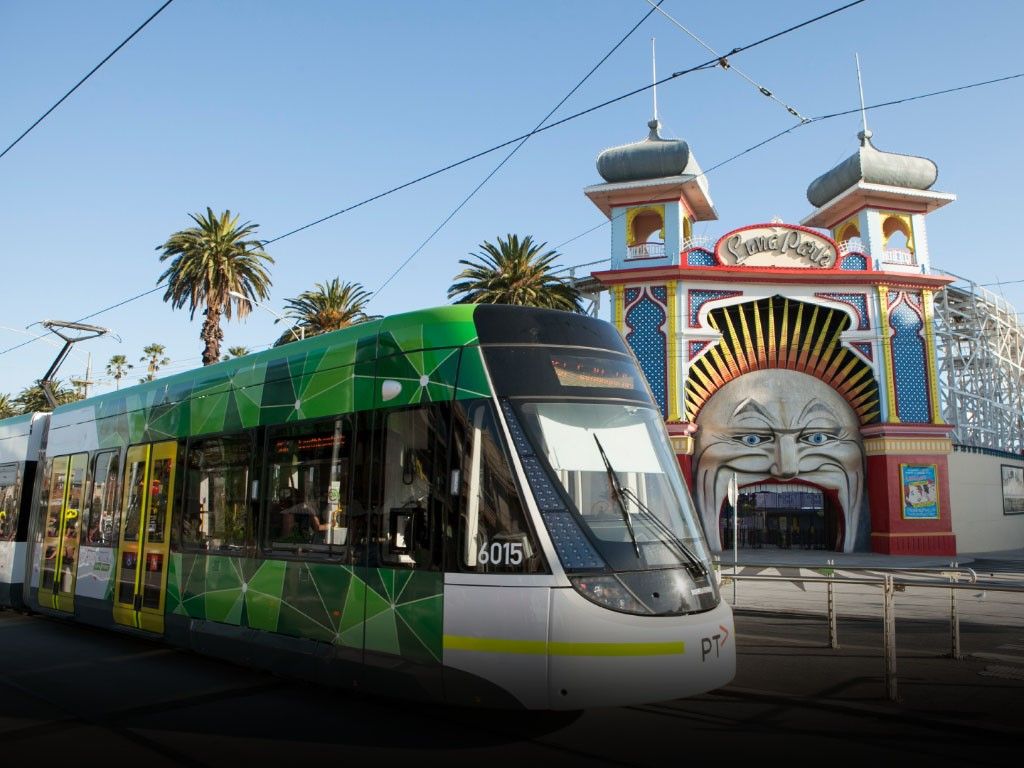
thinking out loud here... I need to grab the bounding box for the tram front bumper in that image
[546,588,736,710]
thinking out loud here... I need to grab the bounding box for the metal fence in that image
[718,562,1024,701]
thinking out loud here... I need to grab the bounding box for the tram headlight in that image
[570,568,718,615]
[569,575,653,614]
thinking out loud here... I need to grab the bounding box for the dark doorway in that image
[720,484,839,551]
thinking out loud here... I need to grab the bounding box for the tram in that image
[0,304,734,709]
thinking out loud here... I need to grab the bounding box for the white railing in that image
[681,235,713,251]
[838,237,866,255]
[626,242,666,260]
[881,247,916,266]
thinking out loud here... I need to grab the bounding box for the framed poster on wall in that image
[900,464,939,519]
[1000,465,1024,515]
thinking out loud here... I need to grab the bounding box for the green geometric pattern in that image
[166,554,443,663]
[58,305,490,449]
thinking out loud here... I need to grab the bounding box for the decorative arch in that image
[684,295,880,424]
[881,213,915,253]
[836,219,860,242]
[626,205,665,247]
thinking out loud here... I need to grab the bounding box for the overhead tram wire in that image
[261,0,867,248]
[3,70,1018,361]
[553,70,1024,274]
[0,1,897,361]
[370,1,669,300]
[0,0,176,162]
[643,0,810,123]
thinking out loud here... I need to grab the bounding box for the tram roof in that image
[49,304,481,421]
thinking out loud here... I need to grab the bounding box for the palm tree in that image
[447,234,582,312]
[222,346,250,361]
[156,207,274,365]
[274,278,372,347]
[106,354,133,390]
[140,343,170,382]
[0,393,15,419]
[13,382,80,413]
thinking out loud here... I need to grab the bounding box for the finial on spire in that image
[855,52,872,144]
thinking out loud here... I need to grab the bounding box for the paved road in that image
[1,607,1021,767]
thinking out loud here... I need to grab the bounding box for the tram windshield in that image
[513,400,710,573]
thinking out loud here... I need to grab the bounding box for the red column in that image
[862,424,957,556]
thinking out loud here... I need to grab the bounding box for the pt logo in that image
[700,624,730,661]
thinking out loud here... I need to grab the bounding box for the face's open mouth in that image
[717,479,845,551]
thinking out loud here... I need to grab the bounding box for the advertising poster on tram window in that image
[900,464,939,519]
[1000,464,1024,515]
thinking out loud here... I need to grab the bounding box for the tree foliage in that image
[223,346,250,361]
[447,234,582,312]
[156,208,273,365]
[106,354,133,390]
[274,278,372,347]
[140,343,170,383]
[12,381,81,413]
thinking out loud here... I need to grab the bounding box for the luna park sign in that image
[714,224,838,269]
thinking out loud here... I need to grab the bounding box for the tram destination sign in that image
[715,224,838,269]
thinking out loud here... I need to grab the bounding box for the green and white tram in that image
[0,305,734,709]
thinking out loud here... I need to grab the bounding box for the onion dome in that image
[596,119,691,183]
[807,129,938,208]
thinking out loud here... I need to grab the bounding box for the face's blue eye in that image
[802,432,833,446]
[739,434,767,447]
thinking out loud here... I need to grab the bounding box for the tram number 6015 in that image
[477,541,524,566]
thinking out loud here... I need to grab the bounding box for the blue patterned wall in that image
[889,295,930,423]
[625,287,668,417]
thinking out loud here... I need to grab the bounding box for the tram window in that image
[264,417,352,557]
[121,453,148,543]
[448,401,545,574]
[183,434,253,553]
[84,451,121,547]
[0,463,18,541]
[377,406,446,571]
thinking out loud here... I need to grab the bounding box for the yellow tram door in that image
[38,453,88,612]
[113,442,177,633]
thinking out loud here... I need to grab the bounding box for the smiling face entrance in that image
[693,369,866,552]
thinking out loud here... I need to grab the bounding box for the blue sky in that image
[1,0,1022,396]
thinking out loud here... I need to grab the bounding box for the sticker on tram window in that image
[477,541,525,566]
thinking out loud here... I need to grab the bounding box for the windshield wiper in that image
[618,486,708,578]
[593,434,641,558]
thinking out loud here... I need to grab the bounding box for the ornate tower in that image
[583,118,717,424]
[801,130,958,555]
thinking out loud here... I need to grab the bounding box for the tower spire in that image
[855,52,871,143]
[651,37,659,123]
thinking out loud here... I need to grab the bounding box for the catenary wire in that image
[0,0,176,162]
[370,1,669,300]
[15,4,1018,370]
[1,66,1017,361]
[0,0,860,361]
[262,0,866,247]
[643,0,810,122]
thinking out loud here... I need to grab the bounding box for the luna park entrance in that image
[720,484,840,551]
